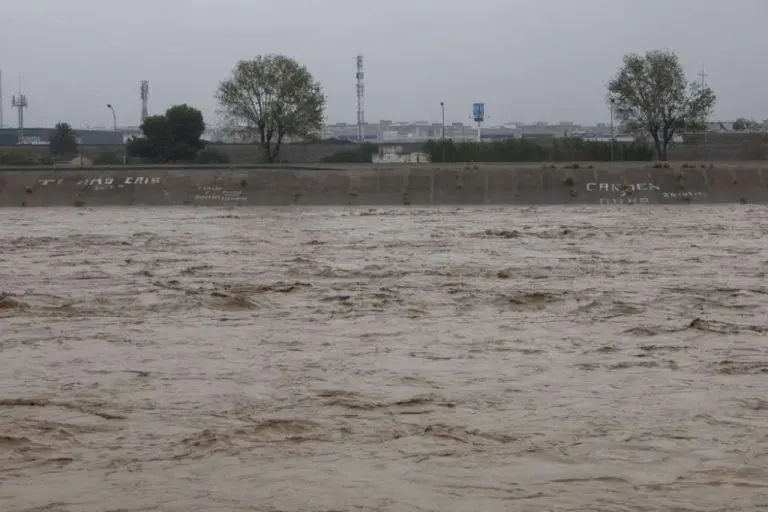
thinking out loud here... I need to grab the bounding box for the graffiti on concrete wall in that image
[587,182,660,194]
[598,197,651,204]
[194,186,246,202]
[586,181,706,204]
[661,191,707,199]
[37,176,161,191]
[37,178,64,187]
[587,181,656,204]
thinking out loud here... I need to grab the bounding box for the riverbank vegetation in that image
[216,54,326,163]
[321,138,654,163]
[0,48,718,166]
[608,49,716,160]
[126,104,228,164]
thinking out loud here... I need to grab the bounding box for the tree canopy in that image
[49,122,78,157]
[127,104,206,163]
[608,50,716,160]
[732,118,762,131]
[216,54,326,163]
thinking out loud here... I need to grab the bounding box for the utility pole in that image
[698,69,708,86]
[609,98,615,162]
[440,101,445,163]
[106,104,117,131]
[699,68,709,143]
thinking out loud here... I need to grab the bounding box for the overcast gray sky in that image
[1,0,766,129]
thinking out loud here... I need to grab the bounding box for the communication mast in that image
[12,77,28,139]
[140,80,149,122]
[356,55,364,141]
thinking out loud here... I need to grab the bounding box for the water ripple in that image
[1,205,767,511]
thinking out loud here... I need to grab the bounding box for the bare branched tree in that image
[49,122,78,157]
[216,54,326,163]
[608,50,716,160]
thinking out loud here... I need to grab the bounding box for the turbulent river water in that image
[1,205,767,512]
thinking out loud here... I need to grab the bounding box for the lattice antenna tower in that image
[356,55,364,141]
[140,80,149,122]
[11,76,28,138]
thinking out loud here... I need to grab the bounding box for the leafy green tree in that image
[49,122,78,157]
[216,54,326,163]
[732,118,748,131]
[165,104,206,158]
[732,118,762,131]
[608,50,716,160]
[127,104,206,163]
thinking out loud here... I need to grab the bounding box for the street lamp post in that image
[106,104,117,131]
[440,101,445,163]
[609,98,615,162]
[106,104,124,163]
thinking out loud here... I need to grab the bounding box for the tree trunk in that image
[652,136,663,161]
[259,125,269,162]
[261,133,275,163]
[270,142,281,162]
[262,141,274,163]
[271,133,284,163]
[661,125,673,162]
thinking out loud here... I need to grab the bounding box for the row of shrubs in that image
[321,138,656,163]
[0,151,122,166]
[2,139,654,166]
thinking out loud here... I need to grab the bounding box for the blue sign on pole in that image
[472,102,485,122]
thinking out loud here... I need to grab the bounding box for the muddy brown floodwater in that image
[1,205,767,512]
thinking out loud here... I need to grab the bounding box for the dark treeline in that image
[321,138,655,163]
[320,143,380,163]
[424,138,654,162]
[1,137,655,166]
[0,149,125,166]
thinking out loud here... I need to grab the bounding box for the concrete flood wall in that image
[1,163,767,207]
